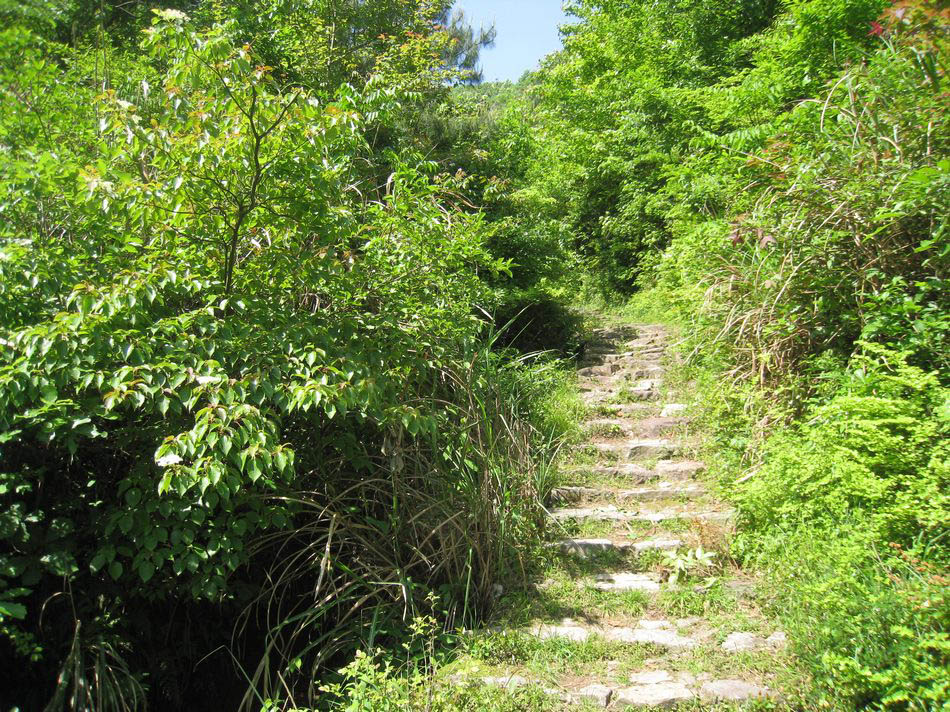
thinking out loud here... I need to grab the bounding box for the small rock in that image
[629,671,672,685]
[620,484,705,502]
[625,439,681,459]
[637,619,673,630]
[591,463,653,479]
[700,680,770,702]
[606,626,696,650]
[558,538,629,556]
[660,404,688,417]
[721,630,788,653]
[550,505,627,522]
[721,631,760,652]
[654,460,706,478]
[632,537,682,552]
[572,683,614,707]
[593,573,661,592]
[636,417,686,438]
[534,623,590,642]
[615,682,694,708]
[578,364,622,378]
[550,486,603,503]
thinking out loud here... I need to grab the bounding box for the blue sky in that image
[454,0,569,82]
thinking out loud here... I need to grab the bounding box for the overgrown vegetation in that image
[2,0,947,709]
[0,3,576,710]
[490,0,947,708]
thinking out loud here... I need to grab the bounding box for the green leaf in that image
[0,602,27,620]
[89,552,107,573]
[108,561,123,580]
[138,561,156,583]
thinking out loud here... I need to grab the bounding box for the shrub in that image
[0,15,562,710]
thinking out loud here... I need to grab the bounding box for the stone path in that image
[447,323,796,709]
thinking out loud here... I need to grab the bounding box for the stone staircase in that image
[447,323,794,709]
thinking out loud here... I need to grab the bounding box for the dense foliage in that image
[2,0,947,709]
[487,0,948,707]
[0,4,571,710]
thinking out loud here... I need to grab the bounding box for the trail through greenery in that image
[0,0,946,710]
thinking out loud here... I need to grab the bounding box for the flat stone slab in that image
[632,537,683,552]
[721,631,788,653]
[578,364,623,378]
[585,418,632,436]
[619,483,705,502]
[721,631,761,652]
[557,538,632,556]
[591,439,681,460]
[571,683,613,707]
[635,417,687,438]
[592,572,661,592]
[582,463,654,479]
[604,625,696,650]
[550,505,731,524]
[550,486,610,503]
[532,622,591,642]
[629,671,675,685]
[550,505,632,522]
[529,621,696,650]
[654,460,706,478]
[594,403,655,417]
[700,679,771,702]
[660,403,688,417]
[581,390,614,404]
[619,387,659,402]
[551,484,704,504]
[616,681,694,707]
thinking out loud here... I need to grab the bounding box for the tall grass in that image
[231,342,572,709]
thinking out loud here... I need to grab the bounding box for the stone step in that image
[583,419,634,438]
[577,363,622,378]
[556,536,683,557]
[580,386,657,404]
[584,354,664,374]
[579,387,660,405]
[592,572,661,592]
[616,672,774,708]
[529,619,697,650]
[588,403,655,418]
[550,483,706,505]
[656,459,706,478]
[587,439,682,460]
[632,416,689,438]
[721,630,788,653]
[564,460,705,484]
[592,327,638,340]
[660,403,688,417]
[579,376,661,391]
[550,505,732,524]
[451,671,774,709]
